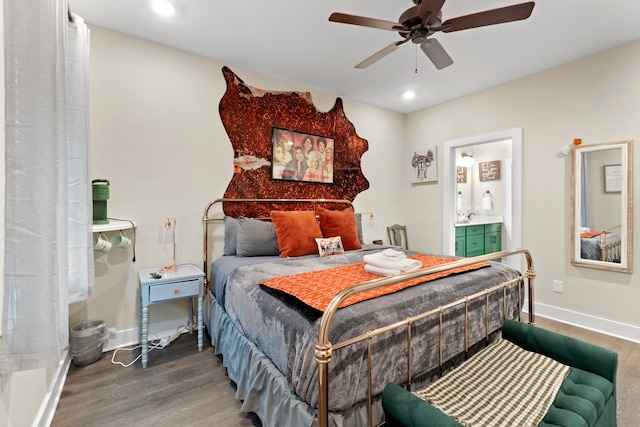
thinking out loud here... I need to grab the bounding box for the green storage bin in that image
[92,179,109,224]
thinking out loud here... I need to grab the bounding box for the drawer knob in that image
[174,289,179,294]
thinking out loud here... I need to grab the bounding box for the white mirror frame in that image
[571,139,633,273]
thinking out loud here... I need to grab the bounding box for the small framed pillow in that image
[317,207,362,251]
[270,210,323,258]
[315,236,345,257]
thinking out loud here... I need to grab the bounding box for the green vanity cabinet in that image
[484,223,502,254]
[455,227,466,257]
[455,223,502,258]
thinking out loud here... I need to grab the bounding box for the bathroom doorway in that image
[443,128,523,270]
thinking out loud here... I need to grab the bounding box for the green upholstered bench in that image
[382,319,618,427]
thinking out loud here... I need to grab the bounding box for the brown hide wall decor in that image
[219,67,370,217]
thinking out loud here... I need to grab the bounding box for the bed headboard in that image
[201,197,355,290]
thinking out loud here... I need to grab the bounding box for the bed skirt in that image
[204,292,385,427]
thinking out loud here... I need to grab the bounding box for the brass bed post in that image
[524,249,536,324]
[202,198,224,292]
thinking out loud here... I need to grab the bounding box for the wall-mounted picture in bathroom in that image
[411,146,437,184]
[271,127,334,183]
[479,160,501,182]
[456,166,467,183]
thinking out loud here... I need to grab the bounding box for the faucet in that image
[467,212,476,220]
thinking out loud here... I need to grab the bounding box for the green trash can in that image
[92,179,109,224]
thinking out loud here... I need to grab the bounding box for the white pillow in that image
[315,236,345,257]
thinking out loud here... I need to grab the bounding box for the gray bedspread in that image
[580,233,621,261]
[216,247,523,412]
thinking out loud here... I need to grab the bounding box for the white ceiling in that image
[68,0,640,114]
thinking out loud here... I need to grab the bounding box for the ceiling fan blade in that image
[355,40,408,69]
[442,1,535,33]
[416,0,446,22]
[329,12,404,31]
[421,38,454,70]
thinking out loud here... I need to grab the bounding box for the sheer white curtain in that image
[1,0,92,373]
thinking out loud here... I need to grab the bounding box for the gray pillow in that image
[236,217,280,257]
[223,216,239,255]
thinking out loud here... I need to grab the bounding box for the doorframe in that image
[443,128,523,269]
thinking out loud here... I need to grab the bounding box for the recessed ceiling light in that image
[151,0,175,17]
[403,91,416,100]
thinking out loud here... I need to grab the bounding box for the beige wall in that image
[404,40,640,333]
[70,26,406,340]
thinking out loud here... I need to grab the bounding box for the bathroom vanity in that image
[455,216,503,258]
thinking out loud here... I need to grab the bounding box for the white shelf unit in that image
[92,219,136,233]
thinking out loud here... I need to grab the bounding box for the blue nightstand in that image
[138,264,204,368]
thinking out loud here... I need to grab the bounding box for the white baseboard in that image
[104,318,191,352]
[34,350,71,427]
[524,299,640,344]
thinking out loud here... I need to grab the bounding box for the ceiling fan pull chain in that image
[415,45,418,74]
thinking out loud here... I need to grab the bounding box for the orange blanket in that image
[581,231,609,239]
[581,231,601,238]
[261,254,489,312]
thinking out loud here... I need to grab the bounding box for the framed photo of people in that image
[271,127,335,183]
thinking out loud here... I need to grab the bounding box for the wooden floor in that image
[51,332,261,427]
[52,317,640,426]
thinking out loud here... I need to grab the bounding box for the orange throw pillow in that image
[317,207,362,251]
[270,210,323,258]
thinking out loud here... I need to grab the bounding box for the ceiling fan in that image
[329,0,535,70]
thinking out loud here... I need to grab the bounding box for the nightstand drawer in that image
[149,279,200,302]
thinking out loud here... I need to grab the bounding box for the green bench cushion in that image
[382,320,617,427]
[539,367,614,427]
[383,366,614,427]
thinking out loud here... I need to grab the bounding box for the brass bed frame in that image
[202,198,536,427]
[598,228,622,262]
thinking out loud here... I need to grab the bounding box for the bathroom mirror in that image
[571,139,633,273]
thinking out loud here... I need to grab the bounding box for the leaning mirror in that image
[571,139,633,273]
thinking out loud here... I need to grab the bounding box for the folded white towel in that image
[381,248,406,259]
[363,253,422,272]
[365,264,401,277]
[365,262,421,277]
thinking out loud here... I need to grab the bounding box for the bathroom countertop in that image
[454,215,503,227]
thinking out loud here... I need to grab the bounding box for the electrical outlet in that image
[553,280,563,293]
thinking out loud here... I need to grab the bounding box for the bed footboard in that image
[315,248,535,427]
